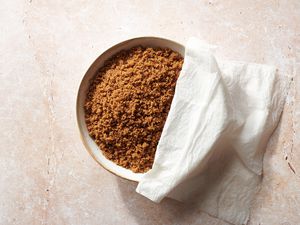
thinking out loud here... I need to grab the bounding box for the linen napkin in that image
[136,37,286,225]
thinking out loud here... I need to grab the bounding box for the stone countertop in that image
[1,1,299,224]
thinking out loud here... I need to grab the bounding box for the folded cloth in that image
[136,37,286,225]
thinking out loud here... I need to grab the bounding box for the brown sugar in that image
[84,46,183,173]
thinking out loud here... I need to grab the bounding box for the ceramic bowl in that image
[76,37,185,182]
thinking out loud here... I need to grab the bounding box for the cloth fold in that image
[136,37,286,225]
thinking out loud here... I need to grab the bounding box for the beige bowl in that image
[76,37,185,182]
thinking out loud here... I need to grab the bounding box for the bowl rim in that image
[76,36,185,182]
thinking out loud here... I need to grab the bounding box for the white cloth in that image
[136,38,286,225]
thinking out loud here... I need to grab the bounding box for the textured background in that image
[0,0,299,224]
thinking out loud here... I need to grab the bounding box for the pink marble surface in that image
[0,0,299,224]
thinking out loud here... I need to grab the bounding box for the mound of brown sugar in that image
[84,46,183,173]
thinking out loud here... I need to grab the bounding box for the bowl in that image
[76,37,185,182]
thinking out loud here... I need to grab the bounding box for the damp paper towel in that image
[136,37,286,225]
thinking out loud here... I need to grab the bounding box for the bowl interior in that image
[76,37,185,182]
